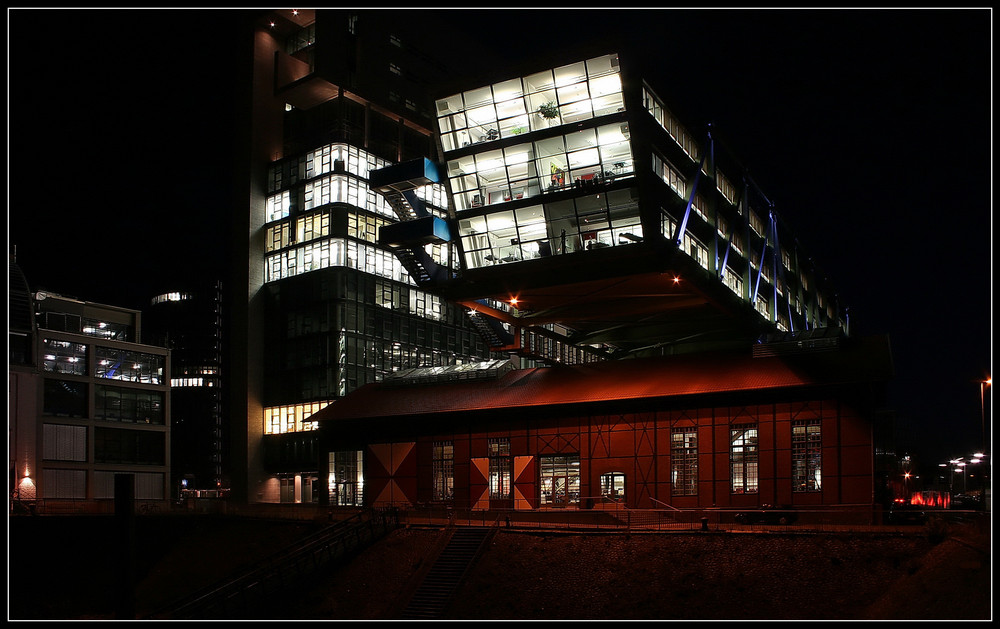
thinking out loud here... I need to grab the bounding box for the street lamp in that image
[980,377,991,456]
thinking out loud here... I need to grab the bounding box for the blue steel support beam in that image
[672,128,713,247]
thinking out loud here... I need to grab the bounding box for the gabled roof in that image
[315,335,893,422]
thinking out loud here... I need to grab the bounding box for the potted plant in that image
[537,102,559,119]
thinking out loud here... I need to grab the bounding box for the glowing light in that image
[510,297,519,307]
[910,490,950,508]
[292,9,299,15]
[672,276,681,284]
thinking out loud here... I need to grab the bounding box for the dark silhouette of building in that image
[144,280,227,498]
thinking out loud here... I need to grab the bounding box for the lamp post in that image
[979,377,991,456]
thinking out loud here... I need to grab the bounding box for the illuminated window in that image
[266,190,291,222]
[539,454,580,507]
[347,212,388,244]
[792,420,822,492]
[81,318,131,341]
[150,292,193,306]
[94,347,164,384]
[263,401,330,434]
[652,153,686,198]
[329,450,364,506]
[730,425,758,494]
[41,338,87,375]
[723,266,743,297]
[458,188,639,269]
[436,54,623,152]
[671,427,698,496]
[682,233,709,270]
[755,293,769,318]
[600,472,626,503]
[488,438,512,499]
[432,441,454,501]
[446,122,633,211]
[643,86,699,160]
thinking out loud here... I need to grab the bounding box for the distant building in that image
[9,268,171,514]
[144,281,226,498]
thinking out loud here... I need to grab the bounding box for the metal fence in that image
[145,507,401,619]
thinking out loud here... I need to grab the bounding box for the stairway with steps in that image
[399,527,494,619]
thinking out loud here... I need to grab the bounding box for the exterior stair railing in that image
[146,507,400,620]
[397,518,500,619]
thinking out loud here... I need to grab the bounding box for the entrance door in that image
[539,455,580,508]
[550,476,570,507]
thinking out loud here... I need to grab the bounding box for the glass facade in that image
[458,187,642,269]
[445,121,634,212]
[437,54,625,152]
[328,450,364,506]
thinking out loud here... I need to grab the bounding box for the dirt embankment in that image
[9,516,991,621]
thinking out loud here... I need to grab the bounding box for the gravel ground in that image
[290,520,990,621]
[8,515,991,621]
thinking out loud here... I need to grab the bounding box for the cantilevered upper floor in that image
[374,50,846,360]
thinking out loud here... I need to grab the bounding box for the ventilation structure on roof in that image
[381,358,517,387]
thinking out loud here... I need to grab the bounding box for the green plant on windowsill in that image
[537,102,559,119]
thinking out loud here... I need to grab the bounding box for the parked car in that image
[735,504,797,525]
[886,506,927,525]
[950,494,982,510]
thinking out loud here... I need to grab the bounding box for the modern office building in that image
[8,270,171,514]
[236,10,501,504]
[144,280,226,498]
[239,9,887,514]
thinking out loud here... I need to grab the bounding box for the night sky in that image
[8,8,992,474]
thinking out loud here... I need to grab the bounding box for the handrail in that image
[148,508,399,619]
[650,498,682,511]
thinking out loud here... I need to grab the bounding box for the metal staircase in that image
[398,526,496,620]
[369,158,453,287]
[466,300,516,349]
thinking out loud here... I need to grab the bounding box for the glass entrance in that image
[539,454,580,508]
